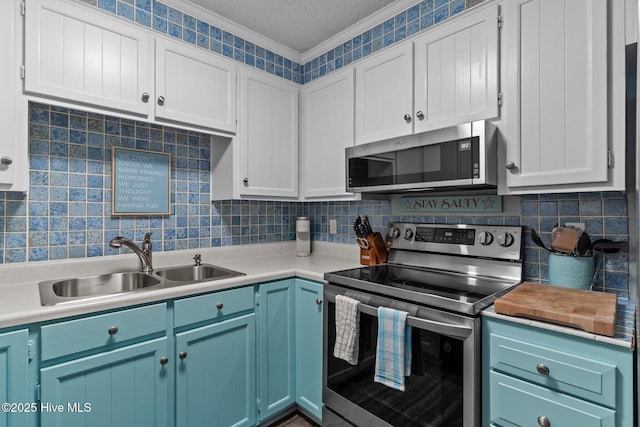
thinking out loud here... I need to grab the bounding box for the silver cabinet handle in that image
[505,161,516,170]
[157,96,165,106]
[160,356,169,366]
[243,178,249,186]
[108,326,118,335]
[216,303,224,310]
[179,351,187,360]
[0,156,13,165]
[141,92,150,103]
[416,111,425,120]
[537,415,550,427]
[316,299,323,305]
[403,113,412,123]
[536,363,550,376]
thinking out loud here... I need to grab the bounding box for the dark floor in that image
[273,412,318,427]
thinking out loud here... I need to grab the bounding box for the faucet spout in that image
[109,232,153,273]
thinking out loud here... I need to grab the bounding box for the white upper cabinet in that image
[155,38,236,133]
[25,0,151,115]
[0,0,27,191]
[413,3,499,133]
[25,0,237,133]
[354,3,499,145]
[355,43,414,144]
[238,69,298,199]
[501,0,625,193]
[300,68,357,199]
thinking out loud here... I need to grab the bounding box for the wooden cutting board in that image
[494,282,617,337]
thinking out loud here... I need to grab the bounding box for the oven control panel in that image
[386,223,523,261]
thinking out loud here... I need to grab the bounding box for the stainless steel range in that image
[323,223,523,427]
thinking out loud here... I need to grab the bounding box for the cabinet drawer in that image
[490,371,615,427]
[174,286,254,328]
[489,333,617,407]
[41,303,167,361]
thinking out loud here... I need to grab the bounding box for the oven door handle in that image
[326,292,473,339]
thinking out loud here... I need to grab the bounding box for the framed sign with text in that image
[111,147,171,216]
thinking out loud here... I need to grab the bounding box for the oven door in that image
[323,283,480,427]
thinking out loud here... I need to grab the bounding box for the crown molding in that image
[301,0,420,63]
[163,0,303,63]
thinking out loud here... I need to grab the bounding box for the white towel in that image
[333,295,360,365]
[374,307,412,391]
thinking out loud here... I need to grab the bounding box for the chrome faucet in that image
[109,232,153,273]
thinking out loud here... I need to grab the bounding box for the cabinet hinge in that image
[498,14,503,28]
[256,398,261,409]
[255,293,260,307]
[497,92,503,106]
[20,65,25,80]
[607,150,614,168]
[27,339,34,361]
[20,2,25,17]
[35,384,41,402]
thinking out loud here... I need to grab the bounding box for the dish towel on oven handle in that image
[333,294,360,365]
[374,306,412,391]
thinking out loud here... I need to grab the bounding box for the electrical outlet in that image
[565,222,585,232]
[329,219,337,234]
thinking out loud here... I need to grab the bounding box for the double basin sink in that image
[38,264,245,306]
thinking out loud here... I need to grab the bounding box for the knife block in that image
[359,233,388,266]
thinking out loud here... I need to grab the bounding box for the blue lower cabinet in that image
[0,329,29,427]
[483,316,633,427]
[40,337,169,427]
[294,279,323,422]
[257,280,296,422]
[175,313,256,427]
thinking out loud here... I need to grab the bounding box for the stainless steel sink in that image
[38,263,245,306]
[154,264,244,282]
[51,272,162,298]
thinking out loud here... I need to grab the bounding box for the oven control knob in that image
[497,232,515,247]
[390,227,401,239]
[404,228,414,240]
[478,231,493,246]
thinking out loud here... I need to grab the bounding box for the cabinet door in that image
[40,338,169,427]
[239,70,298,198]
[414,4,499,132]
[300,69,356,199]
[25,0,151,115]
[355,43,413,144]
[155,38,236,133]
[257,280,295,421]
[502,0,608,188]
[294,279,323,421]
[0,0,26,191]
[0,330,29,427]
[175,314,256,427]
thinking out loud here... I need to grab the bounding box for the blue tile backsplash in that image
[0,103,631,299]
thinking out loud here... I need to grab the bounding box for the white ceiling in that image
[187,0,396,54]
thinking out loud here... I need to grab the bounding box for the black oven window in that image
[327,306,464,427]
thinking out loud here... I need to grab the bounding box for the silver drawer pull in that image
[179,351,187,360]
[108,326,119,335]
[216,303,224,310]
[537,415,550,427]
[160,356,169,366]
[536,363,550,376]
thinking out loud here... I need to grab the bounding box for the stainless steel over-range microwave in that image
[346,121,497,193]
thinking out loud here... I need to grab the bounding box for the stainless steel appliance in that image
[345,121,497,193]
[323,223,523,427]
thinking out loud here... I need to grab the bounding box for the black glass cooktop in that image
[326,264,518,311]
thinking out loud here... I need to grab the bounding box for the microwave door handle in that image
[326,291,473,339]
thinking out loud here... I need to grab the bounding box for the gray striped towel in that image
[333,295,360,365]
[374,306,412,391]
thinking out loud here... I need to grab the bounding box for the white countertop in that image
[0,241,361,329]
